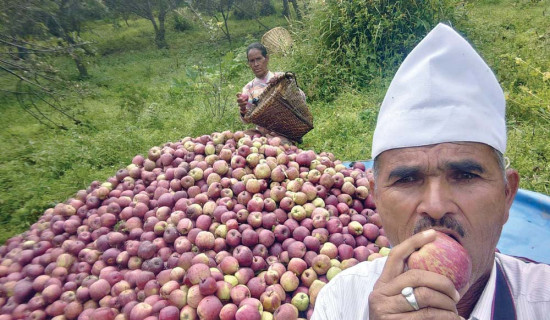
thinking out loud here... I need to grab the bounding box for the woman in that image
[236,42,294,143]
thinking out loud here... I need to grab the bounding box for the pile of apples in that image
[0,131,390,320]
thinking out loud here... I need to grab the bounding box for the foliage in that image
[119,85,151,116]
[259,0,277,17]
[104,0,182,48]
[459,0,550,194]
[282,0,302,20]
[182,51,245,118]
[103,0,134,26]
[233,0,276,20]
[172,8,195,31]
[187,0,237,44]
[0,0,104,127]
[290,0,468,101]
[88,18,158,56]
[43,0,107,37]
[0,0,104,80]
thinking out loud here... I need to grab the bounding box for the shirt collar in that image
[468,260,497,320]
[256,71,273,82]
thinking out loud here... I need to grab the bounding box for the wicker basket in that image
[261,27,293,55]
[243,72,313,143]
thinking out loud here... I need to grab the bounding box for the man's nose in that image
[416,178,456,220]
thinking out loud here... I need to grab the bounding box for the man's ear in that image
[502,168,519,224]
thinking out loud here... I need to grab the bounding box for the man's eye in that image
[395,176,416,184]
[455,172,478,180]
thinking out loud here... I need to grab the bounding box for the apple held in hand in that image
[407,231,472,291]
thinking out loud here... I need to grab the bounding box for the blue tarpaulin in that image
[344,160,550,264]
[499,189,550,264]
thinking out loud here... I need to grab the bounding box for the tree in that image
[103,0,133,27]
[1,0,103,80]
[282,0,302,20]
[106,0,182,49]
[187,0,234,45]
[44,0,106,78]
[0,0,103,128]
[0,34,83,129]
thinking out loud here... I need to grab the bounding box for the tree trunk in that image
[16,45,28,60]
[147,10,167,49]
[157,7,168,49]
[220,5,232,46]
[282,0,290,18]
[63,33,88,78]
[290,0,301,20]
[223,13,231,46]
[73,54,88,79]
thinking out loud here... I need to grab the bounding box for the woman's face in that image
[247,48,269,78]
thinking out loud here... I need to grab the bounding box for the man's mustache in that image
[413,215,466,238]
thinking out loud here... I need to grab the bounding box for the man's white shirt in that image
[311,253,550,320]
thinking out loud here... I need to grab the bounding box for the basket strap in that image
[284,72,300,88]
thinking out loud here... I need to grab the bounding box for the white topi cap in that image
[371,23,506,159]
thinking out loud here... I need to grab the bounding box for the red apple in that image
[235,304,261,320]
[273,303,298,320]
[407,231,472,291]
[220,303,238,320]
[179,305,197,320]
[130,302,153,320]
[197,296,223,320]
[230,284,251,306]
[260,289,281,313]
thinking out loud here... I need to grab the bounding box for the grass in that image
[0,0,549,244]
[461,0,550,194]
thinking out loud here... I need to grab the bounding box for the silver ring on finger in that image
[401,286,420,311]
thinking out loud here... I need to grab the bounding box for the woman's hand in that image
[267,74,282,85]
[236,93,249,115]
[368,230,463,320]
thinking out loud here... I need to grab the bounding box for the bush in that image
[233,0,276,20]
[119,85,150,116]
[291,0,468,101]
[259,1,276,16]
[172,10,194,32]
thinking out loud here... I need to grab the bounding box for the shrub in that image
[259,1,276,16]
[172,10,194,32]
[233,0,276,20]
[119,85,150,116]
[291,0,468,101]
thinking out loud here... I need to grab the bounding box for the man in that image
[311,23,550,319]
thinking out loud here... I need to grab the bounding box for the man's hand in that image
[368,230,464,319]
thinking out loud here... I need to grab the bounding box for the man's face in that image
[373,142,518,289]
[247,48,269,78]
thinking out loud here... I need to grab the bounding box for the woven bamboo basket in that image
[261,27,293,55]
[243,72,313,143]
